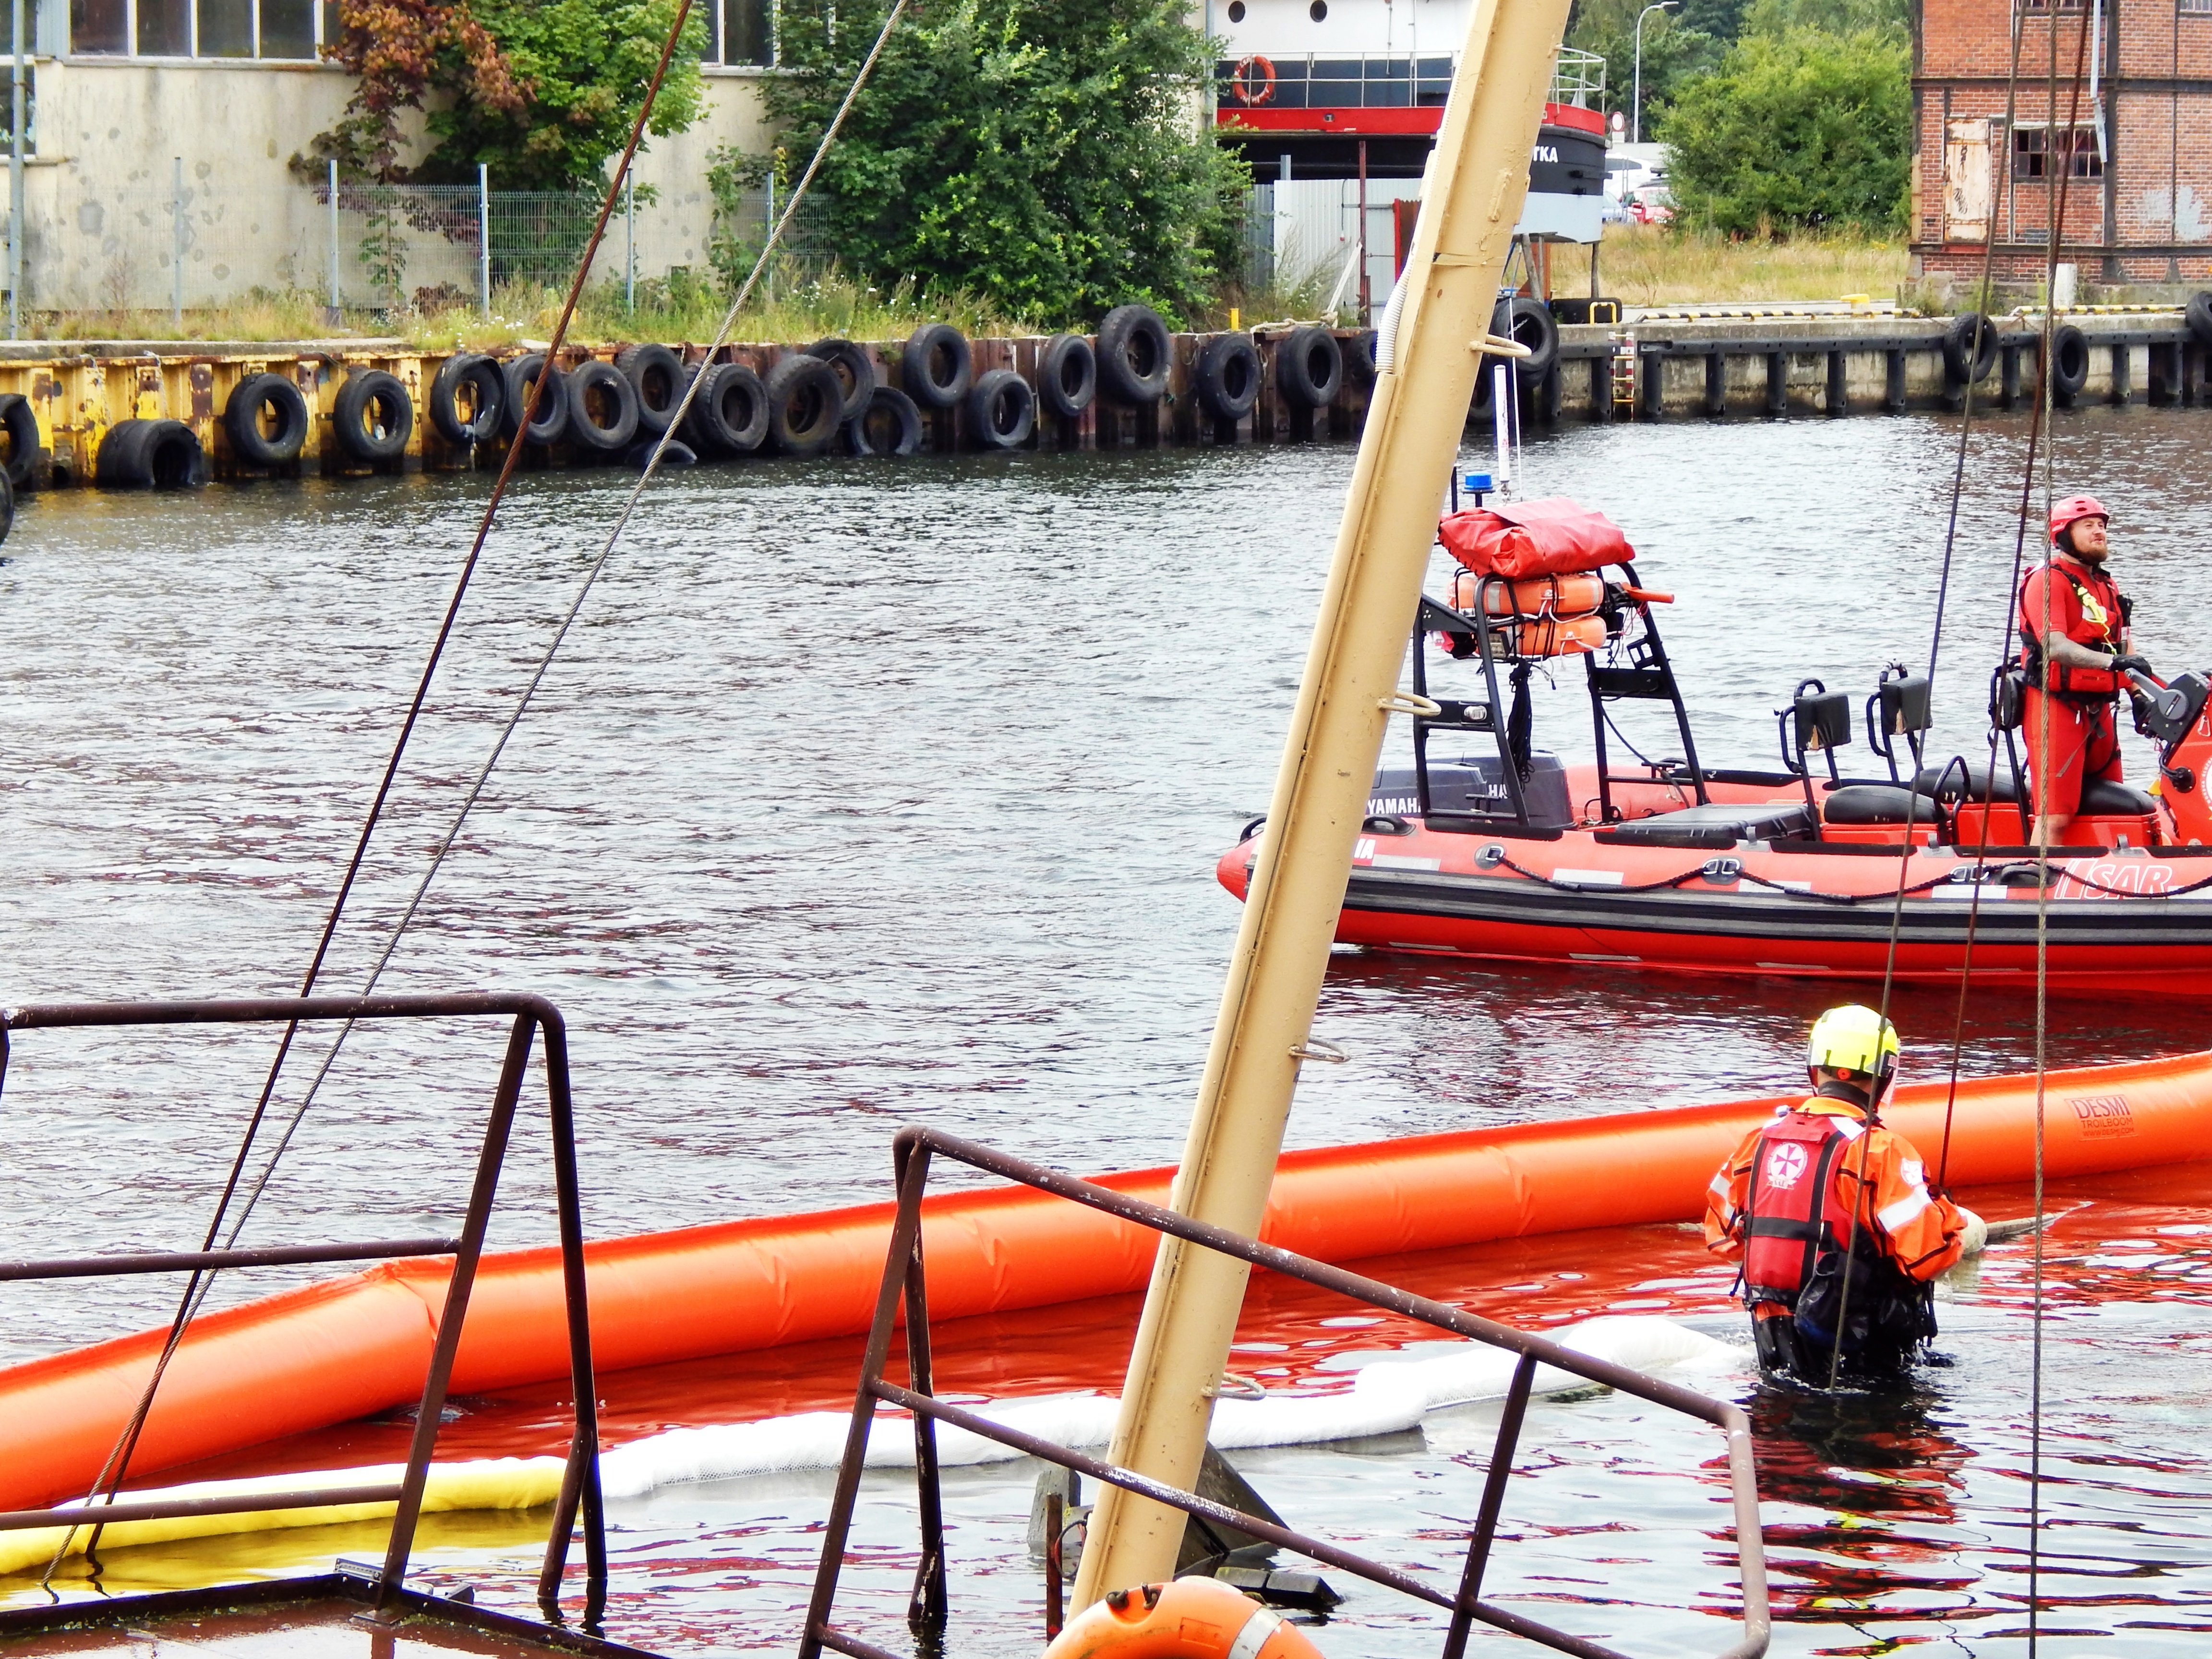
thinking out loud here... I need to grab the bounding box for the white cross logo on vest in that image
[1764,1142,1810,1190]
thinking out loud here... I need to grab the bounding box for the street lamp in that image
[1633,0,1677,146]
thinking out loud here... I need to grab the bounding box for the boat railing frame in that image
[0,991,609,1630]
[797,1124,1771,1659]
[1410,557,1709,832]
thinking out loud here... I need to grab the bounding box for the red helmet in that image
[2049,494,2109,541]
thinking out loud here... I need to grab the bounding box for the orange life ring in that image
[1044,1579,1324,1659]
[1230,55,1276,107]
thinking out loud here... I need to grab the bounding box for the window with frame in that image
[2183,0,2212,18]
[2013,123,2101,179]
[72,0,321,56]
[2017,0,2086,11]
[697,0,775,65]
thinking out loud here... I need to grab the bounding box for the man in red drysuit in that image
[2018,495,2154,846]
[1704,1006,1968,1381]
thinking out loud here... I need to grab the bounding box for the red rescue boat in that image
[1218,495,2212,993]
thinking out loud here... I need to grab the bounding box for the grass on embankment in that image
[20,230,1918,347]
[1556,223,1911,308]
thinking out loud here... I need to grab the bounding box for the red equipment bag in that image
[1439,497,1634,580]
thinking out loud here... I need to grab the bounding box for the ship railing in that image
[1216,53,1459,110]
[1551,46,1607,108]
[0,992,609,1631]
[797,1124,1771,1659]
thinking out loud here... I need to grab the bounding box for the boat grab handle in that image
[1379,691,1445,717]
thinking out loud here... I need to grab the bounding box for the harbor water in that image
[1,407,2209,1653]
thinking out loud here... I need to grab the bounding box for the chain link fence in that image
[26,173,832,317]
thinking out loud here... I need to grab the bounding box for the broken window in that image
[2013,123,2102,180]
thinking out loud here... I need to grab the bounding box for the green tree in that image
[1564,0,1719,130]
[304,0,703,189]
[757,0,1249,327]
[1656,28,1910,234]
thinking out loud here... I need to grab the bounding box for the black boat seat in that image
[1914,761,2156,817]
[1823,784,1934,826]
[1598,801,1816,848]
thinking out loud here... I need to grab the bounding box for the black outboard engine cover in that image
[1369,752,1573,830]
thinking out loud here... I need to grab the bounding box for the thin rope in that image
[200,0,914,1247]
[45,9,702,1574]
[41,4,912,1581]
[2025,8,2096,1648]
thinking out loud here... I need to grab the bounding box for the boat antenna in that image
[46,0,911,1575]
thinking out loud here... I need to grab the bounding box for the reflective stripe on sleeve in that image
[1878,1187,1931,1231]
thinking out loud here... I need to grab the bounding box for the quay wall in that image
[0,310,2201,491]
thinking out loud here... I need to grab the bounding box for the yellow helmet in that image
[1806,1004,1900,1097]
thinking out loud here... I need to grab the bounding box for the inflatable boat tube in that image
[2,1049,2207,1509]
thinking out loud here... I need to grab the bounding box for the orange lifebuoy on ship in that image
[1045,1579,1324,1659]
[1229,55,1277,107]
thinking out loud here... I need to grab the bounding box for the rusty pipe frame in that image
[799,1126,1770,1659]
[0,991,607,1628]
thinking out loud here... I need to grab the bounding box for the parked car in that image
[1628,182,1673,224]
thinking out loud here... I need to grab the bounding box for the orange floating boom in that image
[1,1050,2201,1510]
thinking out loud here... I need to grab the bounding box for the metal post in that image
[1632,1,1676,145]
[1356,139,1370,322]
[1069,0,1573,1604]
[376,1014,533,1605]
[327,157,340,321]
[170,156,182,330]
[623,172,635,311]
[8,0,23,342]
[477,162,490,314]
[1278,152,1291,183]
[763,174,776,306]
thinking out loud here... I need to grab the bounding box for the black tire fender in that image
[966,367,1036,450]
[96,418,205,489]
[1038,333,1096,417]
[686,361,769,454]
[223,372,312,467]
[428,353,504,446]
[565,359,641,453]
[1275,324,1343,408]
[765,352,846,457]
[503,353,570,445]
[1096,304,1172,403]
[1495,297,1559,385]
[2049,323,2091,405]
[845,385,924,457]
[0,391,40,486]
[0,468,14,544]
[332,369,413,463]
[615,342,687,436]
[2187,290,2212,348]
[1195,332,1262,420]
[1944,313,1999,383]
[805,337,878,422]
[901,324,973,410]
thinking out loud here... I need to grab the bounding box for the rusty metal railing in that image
[798,1126,1770,1659]
[0,992,607,1628]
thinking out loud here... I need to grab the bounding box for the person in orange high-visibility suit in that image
[1705,1006,1969,1381]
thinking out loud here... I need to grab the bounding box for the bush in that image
[1658,28,1910,236]
[757,0,1249,328]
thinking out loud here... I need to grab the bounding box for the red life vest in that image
[2018,561,2128,700]
[1740,1110,1863,1308]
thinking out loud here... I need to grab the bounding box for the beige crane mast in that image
[1070,0,1575,1605]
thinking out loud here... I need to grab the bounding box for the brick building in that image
[1914,0,2212,281]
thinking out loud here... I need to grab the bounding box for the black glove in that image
[2113,653,2154,679]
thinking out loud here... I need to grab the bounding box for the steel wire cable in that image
[1827,0,2038,1393]
[48,0,909,1577]
[46,6,701,1569]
